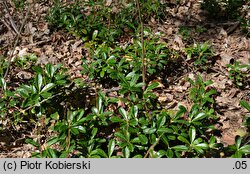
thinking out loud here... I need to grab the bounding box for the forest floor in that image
[0,0,249,157]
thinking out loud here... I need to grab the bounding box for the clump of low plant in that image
[240,100,250,129]
[81,30,170,87]
[178,26,192,41]
[226,61,250,88]
[15,54,37,69]
[0,55,8,77]
[185,42,213,67]
[46,0,167,44]
[202,0,246,20]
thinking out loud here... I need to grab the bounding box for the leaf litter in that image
[0,0,249,157]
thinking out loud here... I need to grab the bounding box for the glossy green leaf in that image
[166,149,174,158]
[146,82,159,91]
[0,78,6,91]
[157,128,173,133]
[47,137,59,146]
[167,135,176,140]
[110,116,124,123]
[232,151,242,158]
[209,136,216,144]
[45,64,55,78]
[175,105,187,119]
[143,127,156,134]
[239,145,250,154]
[100,70,105,78]
[133,154,143,158]
[130,74,139,86]
[134,82,144,88]
[92,30,98,40]
[108,139,115,158]
[132,105,138,118]
[235,135,242,149]
[124,146,130,158]
[98,97,102,112]
[172,145,189,151]
[189,127,196,143]
[41,83,55,93]
[115,132,127,141]
[193,146,204,154]
[91,128,98,139]
[240,100,250,112]
[178,136,190,145]
[139,134,148,145]
[36,73,43,92]
[157,115,166,128]
[131,137,140,143]
[92,149,108,158]
[195,143,209,149]
[40,92,52,99]
[192,112,207,122]
[92,107,98,114]
[25,138,40,148]
[71,127,79,135]
[119,107,128,120]
[47,148,58,158]
[17,88,29,98]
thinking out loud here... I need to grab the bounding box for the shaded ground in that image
[0,0,249,157]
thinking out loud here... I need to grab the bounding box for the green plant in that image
[226,135,250,157]
[0,55,8,77]
[178,26,192,41]
[202,0,245,20]
[196,25,207,34]
[185,42,213,67]
[20,64,225,158]
[0,63,70,136]
[240,100,250,128]
[15,54,37,69]
[2,0,249,159]
[12,0,26,9]
[240,17,250,37]
[81,31,169,87]
[189,75,217,108]
[46,0,167,44]
[226,61,249,87]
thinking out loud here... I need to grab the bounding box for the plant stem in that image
[144,133,164,158]
[135,0,146,91]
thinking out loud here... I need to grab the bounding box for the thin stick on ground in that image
[1,0,20,35]
[3,1,33,79]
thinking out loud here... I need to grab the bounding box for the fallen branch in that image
[3,1,33,79]
[1,0,19,35]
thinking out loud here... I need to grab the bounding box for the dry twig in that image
[3,1,34,79]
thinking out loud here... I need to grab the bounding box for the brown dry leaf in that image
[166,27,173,35]
[72,40,83,51]
[44,45,54,55]
[221,133,235,145]
[211,74,228,89]
[158,93,174,103]
[173,34,185,50]
[37,22,48,32]
[16,71,33,80]
[17,47,29,57]
[105,0,112,6]
[117,99,125,108]
[218,28,227,40]
[219,52,234,67]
